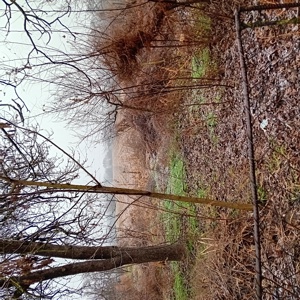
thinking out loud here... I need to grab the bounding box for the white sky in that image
[0,0,107,184]
[0,1,112,298]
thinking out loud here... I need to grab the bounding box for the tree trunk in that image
[0,242,185,288]
[0,177,253,211]
[0,239,185,260]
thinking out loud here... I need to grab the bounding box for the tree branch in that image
[0,177,252,210]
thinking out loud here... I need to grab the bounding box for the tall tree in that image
[0,1,249,298]
[0,123,251,298]
[0,239,185,299]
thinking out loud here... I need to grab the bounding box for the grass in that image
[191,11,214,79]
[158,10,217,300]
[290,186,300,203]
[268,142,287,172]
[190,19,219,144]
[159,144,204,300]
[161,149,213,300]
[172,263,189,300]
[257,185,268,202]
[168,154,187,196]
[191,48,211,79]
[194,13,212,34]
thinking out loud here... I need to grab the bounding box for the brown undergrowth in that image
[179,1,300,299]
[88,0,300,299]
[92,0,210,151]
[93,2,211,299]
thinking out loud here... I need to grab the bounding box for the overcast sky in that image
[0,1,115,298]
[0,0,109,185]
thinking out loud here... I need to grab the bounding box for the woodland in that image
[0,0,299,299]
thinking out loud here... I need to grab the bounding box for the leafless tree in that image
[0,124,185,299]
[0,121,252,298]
[0,2,238,298]
[1,0,220,145]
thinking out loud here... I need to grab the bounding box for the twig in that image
[235,9,263,300]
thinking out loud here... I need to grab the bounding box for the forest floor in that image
[111,1,300,299]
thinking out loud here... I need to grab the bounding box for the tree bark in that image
[0,177,253,211]
[0,242,185,288]
[0,239,185,260]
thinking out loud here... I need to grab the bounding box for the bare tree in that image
[0,239,185,298]
[0,123,183,299]
[41,0,220,143]
[0,2,241,299]
[0,0,219,145]
[0,121,253,298]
